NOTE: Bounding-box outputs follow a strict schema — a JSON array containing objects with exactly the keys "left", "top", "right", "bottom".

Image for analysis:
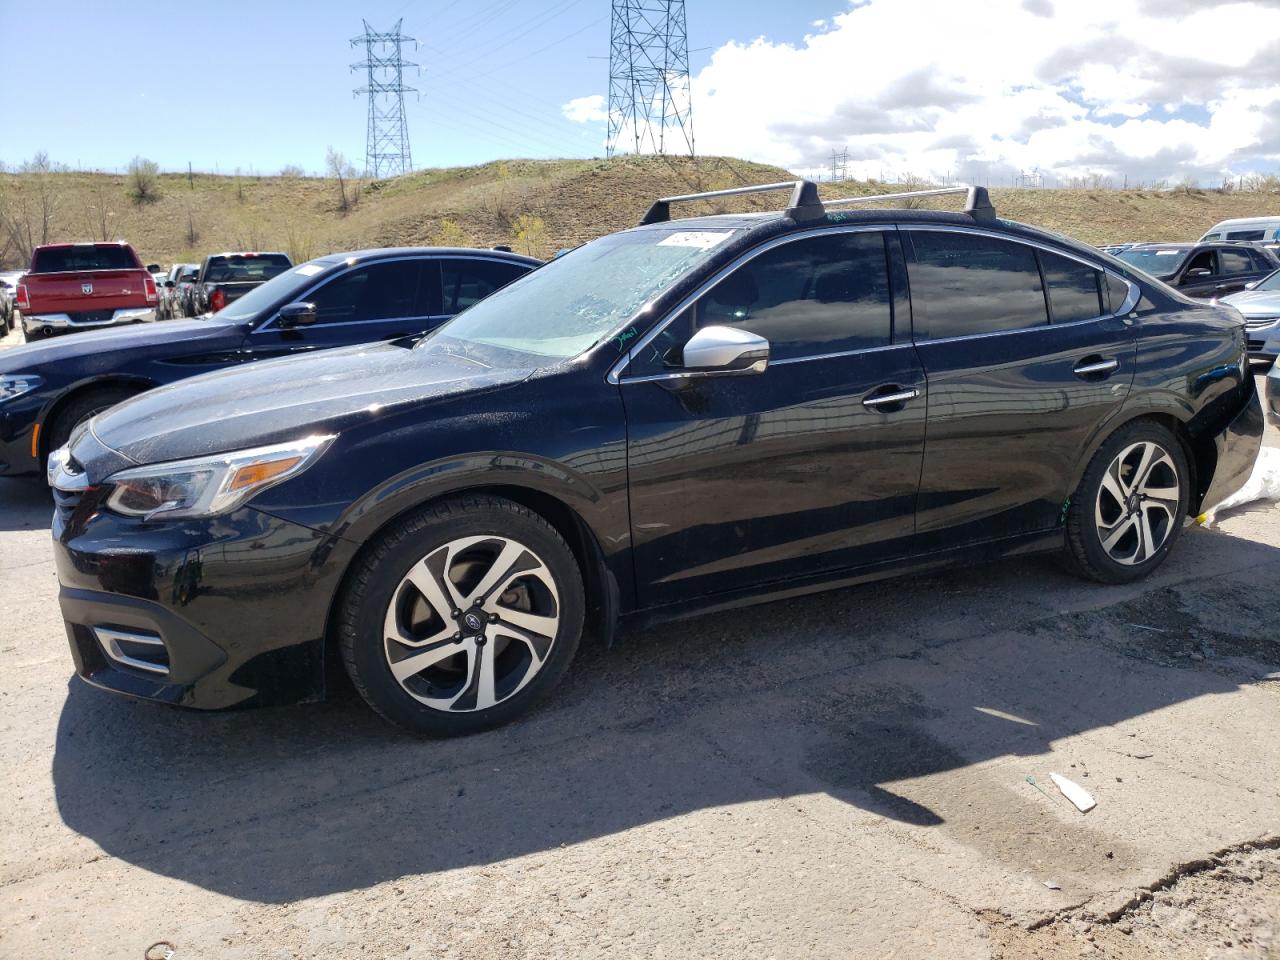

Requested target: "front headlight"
[
  {"left": 0, "top": 374, "right": 42, "bottom": 403},
  {"left": 103, "top": 434, "right": 335, "bottom": 520}
]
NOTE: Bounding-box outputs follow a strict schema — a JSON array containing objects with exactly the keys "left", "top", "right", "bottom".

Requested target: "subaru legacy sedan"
[{"left": 48, "top": 182, "right": 1262, "bottom": 736}]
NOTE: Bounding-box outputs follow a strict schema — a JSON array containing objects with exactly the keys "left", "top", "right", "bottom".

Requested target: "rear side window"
[
  {"left": 441, "top": 259, "right": 528, "bottom": 314},
  {"left": 906, "top": 232, "right": 1048, "bottom": 339},
  {"left": 1106, "top": 274, "right": 1132, "bottom": 312},
  {"left": 308, "top": 259, "right": 439, "bottom": 325},
  {"left": 204, "top": 254, "right": 293, "bottom": 283},
  {"left": 31, "top": 246, "right": 139, "bottom": 273},
  {"left": 1039, "top": 251, "right": 1103, "bottom": 323},
  {"left": 1219, "top": 249, "right": 1256, "bottom": 275},
  {"left": 1224, "top": 230, "right": 1265, "bottom": 241}
]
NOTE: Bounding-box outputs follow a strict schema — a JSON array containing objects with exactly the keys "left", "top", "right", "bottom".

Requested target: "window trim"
[
  {"left": 609, "top": 223, "right": 894, "bottom": 384},
  {"left": 252, "top": 254, "right": 522, "bottom": 334}
]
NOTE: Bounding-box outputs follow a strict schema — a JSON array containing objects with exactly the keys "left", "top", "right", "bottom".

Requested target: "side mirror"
[
  {"left": 680, "top": 325, "right": 769, "bottom": 374},
  {"left": 164, "top": 280, "right": 175, "bottom": 288},
  {"left": 1184, "top": 268, "right": 1212, "bottom": 280},
  {"left": 278, "top": 301, "right": 317, "bottom": 329},
  {"left": 1244, "top": 280, "right": 1258, "bottom": 290}
]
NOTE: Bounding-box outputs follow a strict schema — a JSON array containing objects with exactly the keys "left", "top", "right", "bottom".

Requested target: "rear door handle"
[
  {"left": 1073, "top": 356, "right": 1119, "bottom": 378},
  {"left": 862, "top": 386, "right": 920, "bottom": 410}
]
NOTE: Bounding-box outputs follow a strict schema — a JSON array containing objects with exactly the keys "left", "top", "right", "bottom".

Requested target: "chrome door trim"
[
  {"left": 862, "top": 388, "right": 920, "bottom": 408},
  {"left": 608, "top": 223, "right": 893, "bottom": 385},
  {"left": 1073, "top": 358, "right": 1120, "bottom": 375}
]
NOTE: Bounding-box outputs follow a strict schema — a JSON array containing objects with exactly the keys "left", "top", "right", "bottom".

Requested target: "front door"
[
  {"left": 903, "top": 229, "right": 1137, "bottom": 551},
  {"left": 620, "top": 228, "right": 926, "bottom": 608}
]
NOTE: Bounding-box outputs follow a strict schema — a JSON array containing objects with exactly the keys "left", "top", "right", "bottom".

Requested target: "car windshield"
[
  {"left": 1114, "top": 247, "right": 1190, "bottom": 277},
  {"left": 213, "top": 260, "right": 338, "bottom": 321},
  {"left": 1255, "top": 269, "right": 1280, "bottom": 292},
  {"left": 416, "top": 226, "right": 742, "bottom": 361}
]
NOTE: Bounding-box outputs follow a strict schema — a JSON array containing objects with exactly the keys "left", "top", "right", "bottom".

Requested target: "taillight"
[
  {"left": 15, "top": 283, "right": 29, "bottom": 311},
  {"left": 143, "top": 274, "right": 157, "bottom": 304},
  {"left": 210, "top": 288, "right": 225, "bottom": 312}
]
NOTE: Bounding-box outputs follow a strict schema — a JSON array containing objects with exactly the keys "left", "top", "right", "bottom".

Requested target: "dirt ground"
[{"left": 0, "top": 370, "right": 1277, "bottom": 959}]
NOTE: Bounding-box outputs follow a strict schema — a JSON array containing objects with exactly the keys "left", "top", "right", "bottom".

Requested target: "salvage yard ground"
[{"left": 0, "top": 351, "right": 1277, "bottom": 958}]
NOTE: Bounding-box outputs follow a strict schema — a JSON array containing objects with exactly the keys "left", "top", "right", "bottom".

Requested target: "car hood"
[
  {"left": 1220, "top": 288, "right": 1280, "bottom": 315},
  {"left": 84, "top": 340, "right": 532, "bottom": 472},
  {"left": 0, "top": 317, "right": 243, "bottom": 374}
]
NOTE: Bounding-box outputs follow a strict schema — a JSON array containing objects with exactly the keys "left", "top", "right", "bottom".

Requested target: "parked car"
[
  {"left": 1199, "top": 216, "right": 1280, "bottom": 244},
  {"left": 15, "top": 242, "right": 158, "bottom": 340},
  {"left": 158, "top": 263, "right": 199, "bottom": 320},
  {"left": 192, "top": 252, "right": 293, "bottom": 315},
  {"left": 1112, "top": 241, "right": 1280, "bottom": 299},
  {"left": 1221, "top": 267, "right": 1280, "bottom": 364},
  {"left": 0, "top": 271, "right": 24, "bottom": 332},
  {"left": 44, "top": 182, "right": 1262, "bottom": 735},
  {"left": 0, "top": 247, "right": 538, "bottom": 476},
  {"left": 1267, "top": 352, "right": 1280, "bottom": 425}
]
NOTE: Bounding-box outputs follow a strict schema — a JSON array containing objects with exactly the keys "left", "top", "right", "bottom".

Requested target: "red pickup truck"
[{"left": 15, "top": 242, "right": 158, "bottom": 340}]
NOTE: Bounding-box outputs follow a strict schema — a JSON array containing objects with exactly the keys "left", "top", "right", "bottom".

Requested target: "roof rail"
[
  {"left": 823, "top": 185, "right": 997, "bottom": 222},
  {"left": 640, "top": 180, "right": 823, "bottom": 226},
  {"left": 639, "top": 181, "right": 997, "bottom": 226}
]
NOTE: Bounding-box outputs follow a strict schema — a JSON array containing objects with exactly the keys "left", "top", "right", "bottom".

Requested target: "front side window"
[
  {"left": 308, "top": 260, "right": 437, "bottom": 325},
  {"left": 632, "top": 231, "right": 893, "bottom": 373},
  {"left": 906, "top": 232, "right": 1048, "bottom": 339},
  {"left": 441, "top": 259, "right": 529, "bottom": 314},
  {"left": 1182, "top": 249, "right": 1219, "bottom": 277},
  {"left": 1040, "top": 251, "right": 1103, "bottom": 323}
]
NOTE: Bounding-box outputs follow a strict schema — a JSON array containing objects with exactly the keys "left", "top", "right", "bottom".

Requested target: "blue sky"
[{"left": 0, "top": 0, "right": 838, "bottom": 174}]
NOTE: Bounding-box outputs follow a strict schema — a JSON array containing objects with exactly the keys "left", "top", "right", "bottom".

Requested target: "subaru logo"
[
  {"left": 81, "top": 283, "right": 93, "bottom": 295},
  {"left": 463, "top": 612, "right": 484, "bottom": 632}
]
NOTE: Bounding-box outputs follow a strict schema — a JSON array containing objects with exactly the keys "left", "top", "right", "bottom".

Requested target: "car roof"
[
  {"left": 312, "top": 246, "right": 543, "bottom": 267},
  {"left": 1204, "top": 216, "right": 1280, "bottom": 227}
]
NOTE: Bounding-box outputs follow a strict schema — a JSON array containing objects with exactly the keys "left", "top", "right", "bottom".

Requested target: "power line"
[
  {"left": 607, "top": 0, "right": 695, "bottom": 158},
  {"left": 351, "top": 19, "right": 419, "bottom": 178}
]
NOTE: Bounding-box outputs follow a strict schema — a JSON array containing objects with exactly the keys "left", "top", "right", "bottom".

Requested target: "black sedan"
[
  {"left": 48, "top": 182, "right": 1262, "bottom": 736},
  {"left": 1113, "top": 241, "right": 1279, "bottom": 299},
  {"left": 0, "top": 247, "right": 538, "bottom": 476}
]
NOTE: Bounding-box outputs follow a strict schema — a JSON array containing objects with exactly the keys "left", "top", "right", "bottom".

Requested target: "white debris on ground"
[{"left": 1201, "top": 446, "right": 1280, "bottom": 527}]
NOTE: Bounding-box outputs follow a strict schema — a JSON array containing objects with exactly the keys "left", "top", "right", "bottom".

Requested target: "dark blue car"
[{"left": 0, "top": 247, "right": 539, "bottom": 476}]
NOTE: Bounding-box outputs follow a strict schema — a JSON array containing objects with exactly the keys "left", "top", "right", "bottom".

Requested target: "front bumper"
[
  {"left": 23, "top": 307, "right": 157, "bottom": 334},
  {"left": 53, "top": 495, "right": 355, "bottom": 710},
  {"left": 1244, "top": 317, "right": 1280, "bottom": 361},
  {"left": 1198, "top": 378, "right": 1265, "bottom": 514}
]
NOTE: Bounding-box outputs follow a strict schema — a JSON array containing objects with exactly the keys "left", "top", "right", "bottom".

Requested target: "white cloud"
[
  {"left": 561, "top": 94, "right": 607, "bottom": 124},
  {"left": 564, "top": 0, "right": 1280, "bottom": 185}
]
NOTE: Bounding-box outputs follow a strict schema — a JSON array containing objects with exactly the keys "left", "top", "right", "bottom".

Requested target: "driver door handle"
[
  {"left": 862, "top": 386, "right": 920, "bottom": 410},
  {"left": 1073, "top": 356, "right": 1118, "bottom": 378}
]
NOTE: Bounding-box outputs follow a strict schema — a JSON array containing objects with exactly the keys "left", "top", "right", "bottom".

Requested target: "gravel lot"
[{"left": 0, "top": 329, "right": 1276, "bottom": 958}]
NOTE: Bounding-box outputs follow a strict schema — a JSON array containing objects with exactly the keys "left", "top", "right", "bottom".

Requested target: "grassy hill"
[{"left": 2, "top": 154, "right": 1278, "bottom": 269}]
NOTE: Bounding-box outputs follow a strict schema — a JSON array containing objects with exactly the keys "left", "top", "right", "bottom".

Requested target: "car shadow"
[
  {"left": 48, "top": 525, "right": 1280, "bottom": 904},
  {"left": 0, "top": 477, "right": 50, "bottom": 532}
]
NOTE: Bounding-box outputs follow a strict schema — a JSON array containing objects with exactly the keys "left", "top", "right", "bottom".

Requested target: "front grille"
[
  {"left": 95, "top": 627, "right": 170, "bottom": 676},
  {"left": 52, "top": 486, "right": 83, "bottom": 522},
  {"left": 1244, "top": 316, "right": 1279, "bottom": 330}
]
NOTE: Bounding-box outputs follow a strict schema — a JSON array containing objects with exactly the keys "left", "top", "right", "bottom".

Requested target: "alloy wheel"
[
  {"left": 1094, "top": 440, "right": 1181, "bottom": 566},
  {"left": 382, "top": 535, "right": 561, "bottom": 712}
]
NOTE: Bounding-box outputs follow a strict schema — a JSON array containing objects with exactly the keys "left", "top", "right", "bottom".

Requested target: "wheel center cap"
[
  {"left": 1127, "top": 493, "right": 1140, "bottom": 513},
  {"left": 460, "top": 611, "right": 485, "bottom": 635}
]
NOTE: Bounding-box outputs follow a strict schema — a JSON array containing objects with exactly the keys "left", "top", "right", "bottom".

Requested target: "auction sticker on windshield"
[
  {"left": 658, "top": 231, "right": 734, "bottom": 249},
  {"left": 295, "top": 264, "right": 326, "bottom": 276}
]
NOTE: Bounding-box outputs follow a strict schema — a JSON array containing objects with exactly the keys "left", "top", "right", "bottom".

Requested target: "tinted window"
[
  {"left": 633, "top": 231, "right": 892, "bottom": 372},
  {"left": 1040, "top": 251, "right": 1103, "bottom": 323},
  {"left": 1219, "top": 249, "right": 1256, "bottom": 276},
  {"left": 1225, "top": 229, "right": 1265, "bottom": 241},
  {"left": 1182, "top": 250, "right": 1218, "bottom": 276},
  {"left": 441, "top": 259, "right": 528, "bottom": 313},
  {"left": 1106, "top": 274, "right": 1132, "bottom": 312},
  {"left": 31, "top": 246, "right": 139, "bottom": 272},
  {"left": 308, "top": 260, "right": 437, "bottom": 325},
  {"left": 1115, "top": 247, "right": 1190, "bottom": 277},
  {"left": 906, "top": 232, "right": 1047, "bottom": 339},
  {"left": 204, "top": 254, "right": 292, "bottom": 283}
]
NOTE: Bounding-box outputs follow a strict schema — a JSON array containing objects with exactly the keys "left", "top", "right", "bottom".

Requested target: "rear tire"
[
  {"left": 45, "top": 387, "right": 140, "bottom": 456},
  {"left": 338, "top": 495, "right": 585, "bottom": 736},
  {"left": 1063, "top": 420, "right": 1190, "bottom": 584}
]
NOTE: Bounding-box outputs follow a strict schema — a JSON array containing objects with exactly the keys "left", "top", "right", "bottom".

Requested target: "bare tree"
[
  {"left": 326, "top": 147, "right": 358, "bottom": 212},
  {"left": 0, "top": 152, "right": 63, "bottom": 264},
  {"left": 82, "top": 176, "right": 115, "bottom": 241},
  {"left": 127, "top": 156, "right": 160, "bottom": 204}
]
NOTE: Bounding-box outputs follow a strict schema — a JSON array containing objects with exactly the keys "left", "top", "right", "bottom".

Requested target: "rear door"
[
  {"left": 244, "top": 257, "right": 445, "bottom": 360},
  {"left": 1212, "top": 247, "right": 1269, "bottom": 298},
  {"left": 904, "top": 228, "right": 1137, "bottom": 551},
  {"left": 621, "top": 227, "right": 926, "bottom": 606}
]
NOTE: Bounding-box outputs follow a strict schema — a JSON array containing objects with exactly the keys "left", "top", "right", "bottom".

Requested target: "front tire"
[
  {"left": 45, "top": 387, "right": 139, "bottom": 456},
  {"left": 338, "top": 496, "right": 585, "bottom": 736},
  {"left": 1063, "top": 420, "right": 1190, "bottom": 584}
]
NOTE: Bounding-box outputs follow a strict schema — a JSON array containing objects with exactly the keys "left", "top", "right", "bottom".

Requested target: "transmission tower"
[
  {"left": 607, "top": 1, "right": 695, "bottom": 158},
  {"left": 350, "top": 20, "right": 418, "bottom": 178},
  {"left": 829, "top": 148, "right": 849, "bottom": 183}
]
